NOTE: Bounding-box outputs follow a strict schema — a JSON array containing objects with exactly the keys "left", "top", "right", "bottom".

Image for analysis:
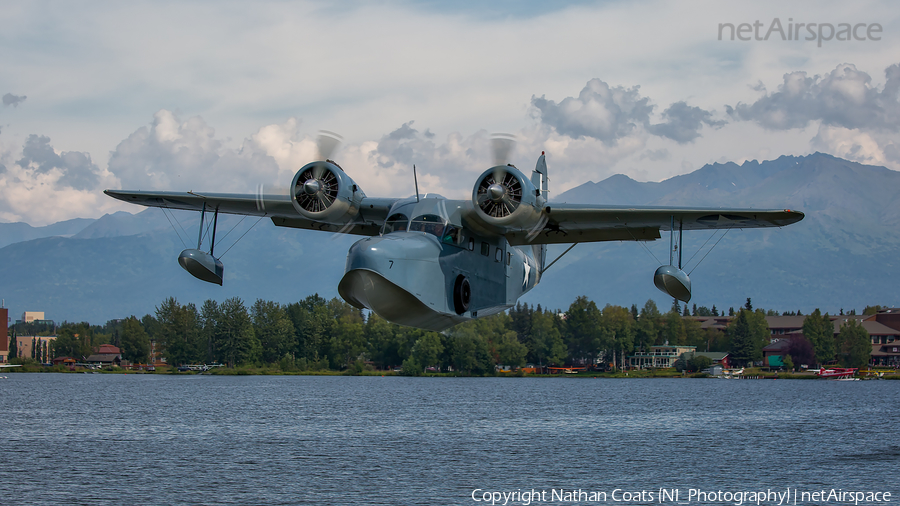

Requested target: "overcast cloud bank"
[{"left": 1, "top": 61, "right": 899, "bottom": 226}]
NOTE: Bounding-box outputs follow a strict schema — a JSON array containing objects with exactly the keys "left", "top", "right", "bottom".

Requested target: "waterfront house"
[
  {"left": 628, "top": 344, "right": 696, "bottom": 369},
  {"left": 86, "top": 344, "right": 123, "bottom": 368}
]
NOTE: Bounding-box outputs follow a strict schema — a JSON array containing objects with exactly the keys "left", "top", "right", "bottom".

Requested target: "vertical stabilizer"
[
  {"left": 532, "top": 152, "right": 549, "bottom": 271},
  {"left": 532, "top": 152, "right": 548, "bottom": 197}
]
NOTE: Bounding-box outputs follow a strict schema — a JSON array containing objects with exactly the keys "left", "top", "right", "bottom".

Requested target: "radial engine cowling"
[
  {"left": 290, "top": 161, "right": 364, "bottom": 221},
  {"left": 471, "top": 165, "right": 544, "bottom": 231}
]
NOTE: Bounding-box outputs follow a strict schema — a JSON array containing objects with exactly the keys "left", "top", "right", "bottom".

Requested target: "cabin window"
[
  {"left": 495, "top": 248, "right": 502, "bottom": 262},
  {"left": 467, "top": 237, "right": 475, "bottom": 251},
  {"left": 481, "top": 242, "right": 490, "bottom": 256},
  {"left": 442, "top": 225, "right": 460, "bottom": 245},
  {"left": 383, "top": 213, "right": 409, "bottom": 234},
  {"left": 409, "top": 214, "right": 445, "bottom": 237}
]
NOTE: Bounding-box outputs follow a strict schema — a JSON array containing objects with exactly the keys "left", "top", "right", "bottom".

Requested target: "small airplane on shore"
[
  {"left": 106, "top": 133, "right": 804, "bottom": 331},
  {"left": 817, "top": 367, "right": 857, "bottom": 379}
]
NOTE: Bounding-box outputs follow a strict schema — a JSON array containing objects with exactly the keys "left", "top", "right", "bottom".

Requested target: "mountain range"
[{"left": 1, "top": 152, "right": 897, "bottom": 324}]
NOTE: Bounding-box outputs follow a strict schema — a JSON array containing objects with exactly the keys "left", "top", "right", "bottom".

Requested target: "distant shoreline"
[{"left": 5, "top": 366, "right": 899, "bottom": 380}]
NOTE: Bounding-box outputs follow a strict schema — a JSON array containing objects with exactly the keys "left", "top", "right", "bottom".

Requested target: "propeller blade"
[
  {"left": 490, "top": 133, "right": 516, "bottom": 166},
  {"left": 492, "top": 164, "right": 507, "bottom": 187},
  {"left": 256, "top": 183, "right": 290, "bottom": 212},
  {"left": 312, "top": 162, "right": 327, "bottom": 180},
  {"left": 316, "top": 130, "right": 343, "bottom": 161}
]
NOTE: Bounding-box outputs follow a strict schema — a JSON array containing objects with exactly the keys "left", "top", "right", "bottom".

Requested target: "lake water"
[{"left": 0, "top": 374, "right": 897, "bottom": 505}]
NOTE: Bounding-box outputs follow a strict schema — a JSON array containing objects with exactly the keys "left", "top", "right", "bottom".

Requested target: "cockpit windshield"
[
  {"left": 382, "top": 213, "right": 409, "bottom": 234},
  {"left": 409, "top": 214, "right": 445, "bottom": 238}
]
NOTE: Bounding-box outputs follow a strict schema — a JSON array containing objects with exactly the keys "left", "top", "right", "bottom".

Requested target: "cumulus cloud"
[
  {"left": 727, "top": 63, "right": 900, "bottom": 131},
  {"left": 0, "top": 135, "right": 119, "bottom": 225},
  {"left": 2, "top": 93, "right": 26, "bottom": 107},
  {"left": 726, "top": 63, "right": 900, "bottom": 170},
  {"left": 531, "top": 79, "right": 722, "bottom": 146},
  {"left": 810, "top": 125, "right": 899, "bottom": 168},
  {"left": 647, "top": 101, "right": 726, "bottom": 143},
  {"left": 16, "top": 135, "right": 100, "bottom": 190},
  {"left": 531, "top": 79, "right": 652, "bottom": 144},
  {"left": 107, "top": 110, "right": 282, "bottom": 192}
]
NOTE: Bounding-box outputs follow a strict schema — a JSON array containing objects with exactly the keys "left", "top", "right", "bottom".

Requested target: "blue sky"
[{"left": 1, "top": 0, "right": 898, "bottom": 224}]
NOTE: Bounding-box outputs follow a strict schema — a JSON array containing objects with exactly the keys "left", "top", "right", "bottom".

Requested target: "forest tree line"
[{"left": 14, "top": 295, "right": 878, "bottom": 373}]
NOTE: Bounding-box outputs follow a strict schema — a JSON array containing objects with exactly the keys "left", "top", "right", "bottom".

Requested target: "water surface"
[{"left": 1, "top": 374, "right": 896, "bottom": 505}]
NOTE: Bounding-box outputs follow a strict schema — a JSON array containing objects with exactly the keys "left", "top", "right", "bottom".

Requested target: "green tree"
[
  {"left": 156, "top": 298, "right": 202, "bottom": 366},
  {"left": 601, "top": 304, "right": 635, "bottom": 369},
  {"left": 564, "top": 296, "right": 603, "bottom": 364},
  {"left": 199, "top": 299, "right": 220, "bottom": 364},
  {"left": 728, "top": 309, "right": 767, "bottom": 366},
  {"left": 862, "top": 305, "right": 883, "bottom": 315},
  {"left": 411, "top": 332, "right": 444, "bottom": 370},
  {"left": 252, "top": 299, "right": 295, "bottom": 364},
  {"left": 530, "top": 310, "right": 566, "bottom": 366},
  {"left": 287, "top": 294, "right": 333, "bottom": 361},
  {"left": 53, "top": 322, "right": 93, "bottom": 359},
  {"left": 782, "top": 353, "right": 794, "bottom": 371},
  {"left": 120, "top": 316, "right": 150, "bottom": 363},
  {"left": 661, "top": 310, "right": 686, "bottom": 346},
  {"left": 8, "top": 328, "right": 17, "bottom": 360},
  {"left": 216, "top": 297, "right": 258, "bottom": 367},
  {"left": 329, "top": 305, "right": 365, "bottom": 369},
  {"left": 695, "top": 306, "right": 712, "bottom": 316},
  {"left": 635, "top": 299, "right": 661, "bottom": 353},
  {"left": 835, "top": 319, "right": 871, "bottom": 368},
  {"left": 495, "top": 331, "right": 527, "bottom": 368},
  {"left": 689, "top": 354, "right": 712, "bottom": 372},
  {"left": 802, "top": 309, "right": 834, "bottom": 366},
  {"left": 364, "top": 314, "right": 400, "bottom": 370},
  {"left": 677, "top": 353, "right": 713, "bottom": 372},
  {"left": 447, "top": 324, "right": 494, "bottom": 375}
]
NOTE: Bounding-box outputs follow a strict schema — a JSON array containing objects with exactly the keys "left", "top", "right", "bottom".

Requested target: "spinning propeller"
[
  {"left": 256, "top": 130, "right": 344, "bottom": 213},
  {"left": 476, "top": 134, "right": 523, "bottom": 218},
  {"left": 293, "top": 131, "right": 344, "bottom": 213}
]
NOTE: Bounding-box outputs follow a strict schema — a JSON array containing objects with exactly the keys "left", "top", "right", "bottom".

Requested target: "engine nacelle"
[
  {"left": 290, "top": 161, "right": 365, "bottom": 221},
  {"left": 470, "top": 165, "right": 545, "bottom": 231}
]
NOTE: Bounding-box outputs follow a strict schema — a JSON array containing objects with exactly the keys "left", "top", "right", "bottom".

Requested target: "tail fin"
[
  {"left": 531, "top": 151, "right": 548, "bottom": 198},
  {"left": 531, "top": 152, "right": 549, "bottom": 271}
]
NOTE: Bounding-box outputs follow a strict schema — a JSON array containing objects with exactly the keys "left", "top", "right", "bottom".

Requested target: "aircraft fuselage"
[{"left": 337, "top": 196, "right": 540, "bottom": 331}]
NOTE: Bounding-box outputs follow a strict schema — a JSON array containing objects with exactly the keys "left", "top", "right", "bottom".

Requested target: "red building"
[{"left": 0, "top": 307, "right": 7, "bottom": 363}]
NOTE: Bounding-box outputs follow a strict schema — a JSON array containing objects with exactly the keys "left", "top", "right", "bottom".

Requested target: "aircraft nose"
[
  {"left": 344, "top": 232, "right": 441, "bottom": 273},
  {"left": 340, "top": 232, "right": 460, "bottom": 331}
]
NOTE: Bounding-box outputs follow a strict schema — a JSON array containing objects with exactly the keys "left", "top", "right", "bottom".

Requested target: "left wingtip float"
[
  {"left": 178, "top": 249, "right": 224, "bottom": 286},
  {"left": 653, "top": 265, "right": 691, "bottom": 303}
]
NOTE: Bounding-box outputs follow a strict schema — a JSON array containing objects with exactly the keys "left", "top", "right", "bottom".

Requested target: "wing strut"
[
  {"left": 539, "top": 243, "right": 578, "bottom": 275},
  {"left": 177, "top": 202, "right": 224, "bottom": 286},
  {"left": 413, "top": 165, "right": 420, "bottom": 202},
  {"left": 210, "top": 207, "right": 219, "bottom": 256}
]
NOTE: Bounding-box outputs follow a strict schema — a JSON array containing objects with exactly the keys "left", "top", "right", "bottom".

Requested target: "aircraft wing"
[
  {"left": 104, "top": 190, "right": 398, "bottom": 236},
  {"left": 505, "top": 204, "right": 804, "bottom": 245}
]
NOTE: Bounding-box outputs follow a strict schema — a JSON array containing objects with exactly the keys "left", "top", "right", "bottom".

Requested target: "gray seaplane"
[{"left": 105, "top": 135, "right": 804, "bottom": 331}]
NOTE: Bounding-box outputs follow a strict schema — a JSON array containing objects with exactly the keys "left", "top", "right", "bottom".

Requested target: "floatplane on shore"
[{"left": 816, "top": 367, "right": 858, "bottom": 380}]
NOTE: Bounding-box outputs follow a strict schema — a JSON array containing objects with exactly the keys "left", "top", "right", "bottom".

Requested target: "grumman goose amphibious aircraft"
[{"left": 106, "top": 134, "right": 803, "bottom": 331}]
